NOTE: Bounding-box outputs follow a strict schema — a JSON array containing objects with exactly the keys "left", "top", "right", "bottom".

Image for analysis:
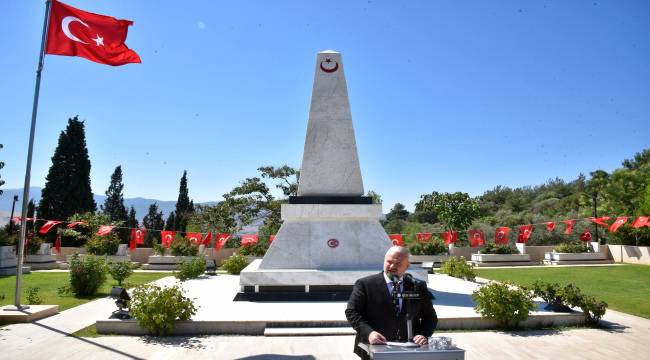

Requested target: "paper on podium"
[{"left": 385, "top": 341, "right": 420, "bottom": 348}]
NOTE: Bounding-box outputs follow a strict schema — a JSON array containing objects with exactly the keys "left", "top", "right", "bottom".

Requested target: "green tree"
[
  {"left": 174, "top": 171, "right": 194, "bottom": 232},
  {"left": 386, "top": 203, "right": 410, "bottom": 222},
  {"left": 416, "top": 191, "right": 479, "bottom": 232},
  {"left": 258, "top": 165, "right": 299, "bottom": 197},
  {"left": 622, "top": 148, "right": 650, "bottom": 170},
  {"left": 366, "top": 190, "right": 382, "bottom": 204},
  {"left": 39, "top": 117, "right": 96, "bottom": 220},
  {"left": 143, "top": 203, "right": 164, "bottom": 247},
  {"left": 165, "top": 211, "right": 176, "bottom": 231},
  {"left": 101, "top": 166, "right": 128, "bottom": 223},
  {"left": 127, "top": 206, "right": 139, "bottom": 229}
]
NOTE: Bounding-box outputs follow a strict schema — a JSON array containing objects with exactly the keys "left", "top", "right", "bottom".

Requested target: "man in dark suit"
[{"left": 345, "top": 246, "right": 437, "bottom": 359}]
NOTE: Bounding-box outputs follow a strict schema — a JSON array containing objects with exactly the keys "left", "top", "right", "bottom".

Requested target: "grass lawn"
[
  {"left": 475, "top": 264, "right": 650, "bottom": 319},
  {"left": 0, "top": 272, "right": 172, "bottom": 311}
]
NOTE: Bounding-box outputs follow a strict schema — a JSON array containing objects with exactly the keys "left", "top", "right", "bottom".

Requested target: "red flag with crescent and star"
[
  {"left": 202, "top": 232, "right": 212, "bottom": 246},
  {"left": 185, "top": 232, "right": 203, "bottom": 245},
  {"left": 135, "top": 228, "right": 146, "bottom": 244},
  {"left": 546, "top": 222, "right": 556, "bottom": 232},
  {"left": 67, "top": 221, "right": 86, "bottom": 228},
  {"left": 46, "top": 0, "right": 141, "bottom": 66},
  {"left": 632, "top": 216, "right": 649, "bottom": 228},
  {"left": 161, "top": 231, "right": 174, "bottom": 248},
  {"left": 589, "top": 217, "right": 611, "bottom": 228},
  {"left": 241, "top": 235, "right": 258, "bottom": 247},
  {"left": 517, "top": 225, "right": 533, "bottom": 243},
  {"left": 39, "top": 220, "right": 62, "bottom": 234},
  {"left": 580, "top": 230, "right": 593, "bottom": 242},
  {"left": 441, "top": 231, "right": 458, "bottom": 245},
  {"left": 609, "top": 217, "right": 628, "bottom": 232},
  {"left": 468, "top": 229, "right": 485, "bottom": 247},
  {"left": 214, "top": 233, "right": 231, "bottom": 251},
  {"left": 416, "top": 233, "right": 432, "bottom": 244},
  {"left": 494, "top": 227, "right": 510, "bottom": 244},
  {"left": 563, "top": 220, "right": 576, "bottom": 235},
  {"left": 388, "top": 234, "right": 404, "bottom": 246},
  {"left": 96, "top": 225, "right": 115, "bottom": 236}
]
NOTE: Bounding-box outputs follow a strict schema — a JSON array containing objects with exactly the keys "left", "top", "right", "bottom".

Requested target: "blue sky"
[{"left": 1, "top": 0, "right": 649, "bottom": 212}]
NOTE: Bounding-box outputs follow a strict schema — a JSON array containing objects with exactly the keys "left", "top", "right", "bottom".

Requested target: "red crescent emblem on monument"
[
  {"left": 327, "top": 238, "right": 339, "bottom": 248},
  {"left": 320, "top": 58, "right": 339, "bottom": 73}
]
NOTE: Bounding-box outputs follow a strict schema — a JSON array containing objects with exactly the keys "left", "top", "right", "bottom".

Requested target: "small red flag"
[
  {"left": 580, "top": 230, "right": 593, "bottom": 242},
  {"left": 96, "top": 225, "right": 115, "bottom": 236},
  {"left": 161, "top": 231, "right": 175, "bottom": 248},
  {"left": 55, "top": 234, "right": 62, "bottom": 253},
  {"left": 589, "top": 217, "right": 611, "bottom": 227},
  {"left": 609, "top": 217, "right": 628, "bottom": 232},
  {"left": 563, "top": 220, "right": 576, "bottom": 235},
  {"left": 12, "top": 217, "right": 35, "bottom": 223},
  {"left": 441, "top": 231, "right": 458, "bottom": 245},
  {"left": 214, "top": 233, "right": 231, "bottom": 251},
  {"left": 134, "top": 228, "right": 146, "bottom": 244},
  {"left": 416, "top": 233, "right": 432, "bottom": 244},
  {"left": 186, "top": 232, "right": 203, "bottom": 245},
  {"left": 202, "top": 232, "right": 213, "bottom": 246},
  {"left": 546, "top": 222, "right": 556, "bottom": 232},
  {"left": 632, "top": 216, "right": 649, "bottom": 228},
  {"left": 66, "top": 221, "right": 86, "bottom": 228},
  {"left": 468, "top": 229, "right": 485, "bottom": 247},
  {"left": 268, "top": 235, "right": 276, "bottom": 244},
  {"left": 388, "top": 234, "right": 404, "bottom": 246},
  {"left": 129, "top": 236, "right": 136, "bottom": 252},
  {"left": 39, "top": 220, "right": 62, "bottom": 234},
  {"left": 46, "top": 0, "right": 141, "bottom": 66},
  {"left": 241, "top": 235, "right": 259, "bottom": 247},
  {"left": 494, "top": 227, "right": 510, "bottom": 244},
  {"left": 517, "top": 225, "right": 533, "bottom": 243}
]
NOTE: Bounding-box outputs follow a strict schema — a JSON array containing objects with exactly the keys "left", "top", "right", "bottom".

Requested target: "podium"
[{"left": 359, "top": 343, "right": 465, "bottom": 360}]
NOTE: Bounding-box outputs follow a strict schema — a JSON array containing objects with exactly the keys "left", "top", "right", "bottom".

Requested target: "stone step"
[{"left": 264, "top": 327, "right": 355, "bottom": 336}]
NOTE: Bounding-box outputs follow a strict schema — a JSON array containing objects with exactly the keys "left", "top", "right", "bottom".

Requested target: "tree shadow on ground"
[
  {"left": 235, "top": 355, "right": 316, "bottom": 360},
  {"left": 140, "top": 335, "right": 207, "bottom": 350},
  {"left": 431, "top": 291, "right": 474, "bottom": 308},
  {"left": 596, "top": 320, "right": 628, "bottom": 333}
]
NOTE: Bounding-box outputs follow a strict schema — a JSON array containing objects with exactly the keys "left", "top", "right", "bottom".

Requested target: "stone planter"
[
  {"left": 545, "top": 252, "right": 607, "bottom": 261},
  {"left": 66, "top": 254, "right": 131, "bottom": 263},
  {"left": 410, "top": 254, "right": 450, "bottom": 264},
  {"left": 143, "top": 255, "right": 207, "bottom": 270},
  {"left": 25, "top": 254, "right": 59, "bottom": 270},
  {"left": 471, "top": 253, "right": 534, "bottom": 267},
  {"left": 0, "top": 245, "right": 31, "bottom": 275}
]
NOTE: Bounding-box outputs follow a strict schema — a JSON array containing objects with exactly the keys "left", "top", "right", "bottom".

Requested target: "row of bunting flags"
[{"left": 11, "top": 215, "right": 650, "bottom": 253}]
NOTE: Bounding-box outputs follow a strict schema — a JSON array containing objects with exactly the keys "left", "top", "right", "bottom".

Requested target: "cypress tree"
[
  {"left": 165, "top": 211, "right": 176, "bottom": 231},
  {"left": 39, "top": 117, "right": 96, "bottom": 220},
  {"left": 101, "top": 166, "right": 128, "bottom": 223},
  {"left": 127, "top": 206, "right": 139, "bottom": 229},
  {"left": 142, "top": 203, "right": 164, "bottom": 247},
  {"left": 174, "top": 171, "right": 194, "bottom": 232}
]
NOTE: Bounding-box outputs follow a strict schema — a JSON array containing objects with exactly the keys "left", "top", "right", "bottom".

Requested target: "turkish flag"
[
  {"left": 268, "top": 235, "right": 276, "bottom": 244},
  {"left": 608, "top": 217, "right": 628, "bottom": 232},
  {"left": 580, "top": 230, "right": 593, "bottom": 242},
  {"left": 416, "top": 233, "right": 432, "bottom": 244},
  {"left": 388, "top": 234, "right": 404, "bottom": 246},
  {"left": 186, "top": 232, "right": 203, "bottom": 245},
  {"left": 55, "top": 234, "right": 61, "bottom": 253},
  {"left": 214, "top": 233, "right": 231, "bottom": 251},
  {"left": 494, "top": 227, "right": 510, "bottom": 244},
  {"left": 129, "top": 236, "right": 136, "bottom": 252},
  {"left": 202, "top": 232, "right": 213, "bottom": 246},
  {"left": 241, "top": 235, "right": 259, "bottom": 247},
  {"left": 441, "top": 231, "right": 458, "bottom": 245},
  {"left": 39, "top": 220, "right": 62, "bottom": 234},
  {"left": 134, "top": 228, "right": 146, "bottom": 244},
  {"left": 96, "top": 225, "right": 115, "bottom": 236},
  {"left": 468, "top": 230, "right": 485, "bottom": 247},
  {"left": 161, "top": 231, "right": 175, "bottom": 248},
  {"left": 563, "top": 220, "right": 576, "bottom": 235},
  {"left": 632, "top": 216, "right": 649, "bottom": 228},
  {"left": 546, "top": 222, "right": 556, "bottom": 232},
  {"left": 46, "top": 0, "right": 141, "bottom": 66},
  {"left": 517, "top": 225, "right": 533, "bottom": 243},
  {"left": 589, "top": 217, "right": 611, "bottom": 227},
  {"left": 67, "top": 221, "right": 86, "bottom": 228},
  {"left": 12, "top": 217, "right": 35, "bottom": 223}
]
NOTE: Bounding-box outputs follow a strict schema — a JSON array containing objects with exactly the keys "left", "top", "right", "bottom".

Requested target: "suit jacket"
[{"left": 345, "top": 272, "right": 438, "bottom": 359}]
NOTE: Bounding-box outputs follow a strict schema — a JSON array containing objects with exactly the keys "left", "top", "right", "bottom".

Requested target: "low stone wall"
[
  {"left": 607, "top": 245, "right": 650, "bottom": 265},
  {"left": 54, "top": 247, "right": 237, "bottom": 266}
]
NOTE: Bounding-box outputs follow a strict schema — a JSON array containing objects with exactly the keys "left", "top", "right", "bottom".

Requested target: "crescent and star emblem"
[
  {"left": 327, "top": 238, "right": 339, "bottom": 248},
  {"left": 320, "top": 58, "right": 339, "bottom": 73},
  {"left": 62, "top": 16, "right": 104, "bottom": 46}
]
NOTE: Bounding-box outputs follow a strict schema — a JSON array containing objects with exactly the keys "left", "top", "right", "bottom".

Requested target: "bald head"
[{"left": 384, "top": 246, "right": 410, "bottom": 277}]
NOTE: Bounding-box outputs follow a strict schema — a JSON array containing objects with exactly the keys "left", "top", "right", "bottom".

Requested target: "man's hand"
[
  {"left": 413, "top": 335, "right": 428, "bottom": 346},
  {"left": 368, "top": 331, "right": 387, "bottom": 344}
]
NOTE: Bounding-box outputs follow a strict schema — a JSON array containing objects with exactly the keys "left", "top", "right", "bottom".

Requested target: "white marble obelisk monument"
[{"left": 239, "top": 51, "right": 426, "bottom": 296}]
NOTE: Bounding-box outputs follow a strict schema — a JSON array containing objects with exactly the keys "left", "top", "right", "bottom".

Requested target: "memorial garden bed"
[{"left": 475, "top": 264, "right": 650, "bottom": 319}]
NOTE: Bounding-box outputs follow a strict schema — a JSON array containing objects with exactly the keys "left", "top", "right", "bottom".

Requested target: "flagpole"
[{"left": 10, "top": 0, "right": 52, "bottom": 311}]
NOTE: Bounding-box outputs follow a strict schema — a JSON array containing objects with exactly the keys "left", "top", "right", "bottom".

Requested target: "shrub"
[
  {"left": 221, "top": 254, "right": 248, "bottom": 275},
  {"left": 526, "top": 280, "right": 571, "bottom": 312},
  {"left": 129, "top": 284, "right": 196, "bottom": 336},
  {"left": 554, "top": 242, "right": 591, "bottom": 253},
  {"left": 108, "top": 261, "right": 134, "bottom": 286},
  {"left": 473, "top": 281, "right": 535, "bottom": 328},
  {"left": 152, "top": 243, "right": 166, "bottom": 256},
  {"left": 224, "top": 236, "right": 241, "bottom": 249},
  {"left": 170, "top": 236, "right": 199, "bottom": 256},
  {"left": 237, "top": 242, "right": 268, "bottom": 256},
  {"left": 68, "top": 254, "right": 107, "bottom": 296},
  {"left": 175, "top": 257, "right": 207, "bottom": 281},
  {"left": 85, "top": 233, "right": 120, "bottom": 255},
  {"left": 26, "top": 236, "right": 44, "bottom": 255},
  {"left": 439, "top": 256, "right": 476, "bottom": 281},
  {"left": 27, "top": 287, "right": 43, "bottom": 305},
  {"left": 0, "top": 230, "right": 14, "bottom": 246},
  {"left": 479, "top": 243, "right": 519, "bottom": 255},
  {"left": 560, "top": 283, "right": 607, "bottom": 325},
  {"left": 410, "top": 241, "right": 448, "bottom": 255}
]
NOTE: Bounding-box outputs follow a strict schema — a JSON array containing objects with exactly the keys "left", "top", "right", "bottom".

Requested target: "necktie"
[{"left": 391, "top": 281, "right": 401, "bottom": 315}]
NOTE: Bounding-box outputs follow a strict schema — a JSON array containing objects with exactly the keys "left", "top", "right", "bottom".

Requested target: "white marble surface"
[
  {"left": 471, "top": 254, "right": 532, "bottom": 262},
  {"left": 298, "top": 50, "right": 364, "bottom": 196},
  {"left": 281, "top": 203, "right": 382, "bottom": 219}
]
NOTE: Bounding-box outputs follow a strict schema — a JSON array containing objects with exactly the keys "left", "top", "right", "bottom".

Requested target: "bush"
[
  {"left": 237, "top": 242, "right": 268, "bottom": 256},
  {"left": 26, "top": 236, "right": 44, "bottom": 255},
  {"left": 526, "top": 280, "right": 571, "bottom": 312},
  {"left": 85, "top": 234, "right": 120, "bottom": 255},
  {"left": 175, "top": 257, "right": 207, "bottom": 281},
  {"left": 473, "top": 281, "right": 535, "bottom": 328},
  {"left": 129, "top": 284, "right": 196, "bottom": 336},
  {"left": 170, "top": 236, "right": 199, "bottom": 256},
  {"left": 221, "top": 254, "right": 248, "bottom": 275},
  {"left": 0, "top": 230, "right": 14, "bottom": 246},
  {"left": 439, "top": 256, "right": 476, "bottom": 281},
  {"left": 410, "top": 240, "right": 448, "bottom": 255},
  {"left": 27, "top": 287, "right": 43, "bottom": 305},
  {"left": 108, "top": 261, "right": 133, "bottom": 286},
  {"left": 479, "top": 243, "right": 519, "bottom": 254},
  {"left": 554, "top": 242, "right": 591, "bottom": 253},
  {"left": 152, "top": 243, "right": 166, "bottom": 256},
  {"left": 560, "top": 283, "right": 608, "bottom": 325},
  {"left": 68, "top": 254, "right": 107, "bottom": 296}
]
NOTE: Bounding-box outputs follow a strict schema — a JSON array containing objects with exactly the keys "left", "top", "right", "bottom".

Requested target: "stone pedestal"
[
  {"left": 0, "top": 246, "right": 31, "bottom": 275},
  {"left": 25, "top": 243, "right": 59, "bottom": 270}
]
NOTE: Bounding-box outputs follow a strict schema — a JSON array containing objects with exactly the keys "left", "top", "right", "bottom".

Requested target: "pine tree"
[
  {"left": 101, "top": 166, "right": 128, "bottom": 223},
  {"left": 165, "top": 211, "right": 176, "bottom": 231},
  {"left": 39, "top": 117, "right": 96, "bottom": 220},
  {"left": 142, "top": 203, "right": 164, "bottom": 247},
  {"left": 174, "top": 171, "right": 194, "bottom": 232},
  {"left": 127, "top": 206, "right": 139, "bottom": 229}
]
